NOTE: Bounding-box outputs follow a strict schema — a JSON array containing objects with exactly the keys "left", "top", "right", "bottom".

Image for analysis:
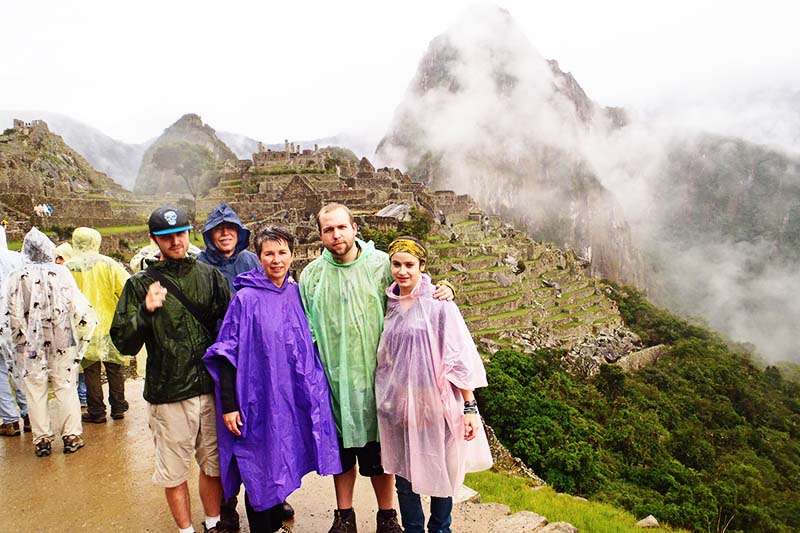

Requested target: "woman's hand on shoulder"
[
  {"left": 433, "top": 282, "right": 455, "bottom": 301},
  {"left": 223, "top": 411, "right": 243, "bottom": 436}
]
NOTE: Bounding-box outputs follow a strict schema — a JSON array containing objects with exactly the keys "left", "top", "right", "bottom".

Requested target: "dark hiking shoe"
[
  {"left": 63, "top": 434, "right": 85, "bottom": 453},
  {"left": 376, "top": 509, "right": 403, "bottom": 533},
  {"left": 203, "top": 522, "right": 233, "bottom": 533},
  {"left": 0, "top": 421, "right": 20, "bottom": 436},
  {"left": 110, "top": 412, "right": 125, "bottom": 420},
  {"left": 280, "top": 501, "right": 295, "bottom": 521},
  {"left": 328, "top": 509, "right": 357, "bottom": 533},
  {"left": 35, "top": 438, "right": 52, "bottom": 457},
  {"left": 219, "top": 495, "right": 240, "bottom": 530},
  {"left": 22, "top": 414, "right": 31, "bottom": 431},
  {"left": 82, "top": 412, "right": 107, "bottom": 424}
]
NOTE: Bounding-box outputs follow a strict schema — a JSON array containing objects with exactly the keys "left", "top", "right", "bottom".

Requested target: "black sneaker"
[
  {"left": 376, "top": 509, "right": 403, "bottom": 533},
  {"left": 82, "top": 412, "right": 107, "bottom": 424},
  {"left": 203, "top": 521, "right": 231, "bottom": 533},
  {"left": 328, "top": 509, "right": 357, "bottom": 533},
  {"left": 35, "top": 438, "right": 52, "bottom": 457},
  {"left": 220, "top": 495, "right": 240, "bottom": 530},
  {"left": 280, "top": 501, "right": 295, "bottom": 521}
]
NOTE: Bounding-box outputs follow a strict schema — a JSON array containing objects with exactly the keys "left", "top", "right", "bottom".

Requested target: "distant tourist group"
[{"left": 1, "top": 200, "right": 492, "bottom": 533}]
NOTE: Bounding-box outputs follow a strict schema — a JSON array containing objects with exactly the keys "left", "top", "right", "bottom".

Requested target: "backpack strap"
[{"left": 144, "top": 267, "right": 213, "bottom": 336}]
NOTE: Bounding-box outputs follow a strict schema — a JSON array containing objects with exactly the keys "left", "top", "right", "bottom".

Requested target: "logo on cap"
[{"left": 164, "top": 211, "right": 178, "bottom": 226}]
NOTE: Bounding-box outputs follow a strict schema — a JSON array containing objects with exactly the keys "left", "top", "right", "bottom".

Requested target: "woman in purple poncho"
[
  {"left": 204, "top": 227, "right": 342, "bottom": 532},
  {"left": 375, "top": 236, "right": 493, "bottom": 533}
]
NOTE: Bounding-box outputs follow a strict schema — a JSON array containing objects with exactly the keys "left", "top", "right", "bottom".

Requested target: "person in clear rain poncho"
[
  {"left": 4, "top": 228, "right": 97, "bottom": 457},
  {"left": 65, "top": 227, "right": 130, "bottom": 423},
  {"left": 0, "top": 225, "right": 29, "bottom": 437},
  {"left": 375, "top": 236, "right": 492, "bottom": 533},
  {"left": 54, "top": 242, "right": 74, "bottom": 265}
]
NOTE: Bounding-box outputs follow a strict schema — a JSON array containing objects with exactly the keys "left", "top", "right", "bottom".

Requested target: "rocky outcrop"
[
  {"left": 134, "top": 113, "right": 236, "bottom": 195},
  {"left": 376, "top": 6, "right": 645, "bottom": 287}
]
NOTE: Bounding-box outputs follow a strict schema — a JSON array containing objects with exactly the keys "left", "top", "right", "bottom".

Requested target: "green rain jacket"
[
  {"left": 66, "top": 227, "right": 131, "bottom": 367},
  {"left": 299, "top": 239, "right": 392, "bottom": 448},
  {"left": 110, "top": 257, "right": 231, "bottom": 404}
]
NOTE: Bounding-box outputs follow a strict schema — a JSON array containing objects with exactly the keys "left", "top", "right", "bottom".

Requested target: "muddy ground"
[{"left": 0, "top": 379, "right": 506, "bottom": 532}]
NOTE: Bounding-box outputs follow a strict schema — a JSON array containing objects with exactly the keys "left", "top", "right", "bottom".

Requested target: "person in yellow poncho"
[{"left": 65, "top": 227, "right": 131, "bottom": 423}]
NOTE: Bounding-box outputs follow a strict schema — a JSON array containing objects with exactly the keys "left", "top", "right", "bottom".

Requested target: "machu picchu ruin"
[{"left": 0, "top": 115, "right": 644, "bottom": 372}]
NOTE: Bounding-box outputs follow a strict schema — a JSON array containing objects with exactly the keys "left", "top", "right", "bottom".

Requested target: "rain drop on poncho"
[
  {"left": 299, "top": 239, "right": 391, "bottom": 447},
  {"left": 65, "top": 227, "right": 130, "bottom": 366},
  {"left": 4, "top": 228, "right": 97, "bottom": 381},
  {"left": 376, "top": 274, "right": 493, "bottom": 498}
]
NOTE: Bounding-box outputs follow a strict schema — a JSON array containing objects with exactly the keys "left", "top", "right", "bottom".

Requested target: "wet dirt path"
[{"left": 0, "top": 379, "right": 502, "bottom": 532}]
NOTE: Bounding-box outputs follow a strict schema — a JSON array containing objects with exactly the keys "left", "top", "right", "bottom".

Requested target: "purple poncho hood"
[{"left": 204, "top": 268, "right": 341, "bottom": 510}]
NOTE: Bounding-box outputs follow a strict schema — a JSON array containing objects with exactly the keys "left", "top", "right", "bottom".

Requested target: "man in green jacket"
[{"left": 111, "top": 206, "right": 232, "bottom": 533}]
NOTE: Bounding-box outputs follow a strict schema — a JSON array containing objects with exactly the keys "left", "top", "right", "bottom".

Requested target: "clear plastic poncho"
[
  {"left": 0, "top": 227, "right": 22, "bottom": 369},
  {"left": 299, "top": 239, "right": 392, "bottom": 447},
  {"left": 65, "top": 227, "right": 130, "bottom": 366},
  {"left": 376, "top": 274, "right": 493, "bottom": 498},
  {"left": 4, "top": 228, "right": 97, "bottom": 381}
]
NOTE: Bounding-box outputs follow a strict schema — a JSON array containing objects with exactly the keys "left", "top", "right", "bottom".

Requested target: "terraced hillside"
[{"left": 425, "top": 213, "right": 640, "bottom": 372}]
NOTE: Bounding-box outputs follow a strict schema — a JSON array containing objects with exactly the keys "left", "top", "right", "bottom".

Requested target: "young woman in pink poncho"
[{"left": 375, "top": 236, "right": 493, "bottom": 533}]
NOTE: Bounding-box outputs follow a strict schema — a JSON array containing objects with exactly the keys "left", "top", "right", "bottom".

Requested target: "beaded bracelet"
[{"left": 464, "top": 399, "right": 478, "bottom": 414}]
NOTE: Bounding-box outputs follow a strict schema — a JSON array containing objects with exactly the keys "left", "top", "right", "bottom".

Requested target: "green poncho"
[
  {"left": 65, "top": 227, "right": 130, "bottom": 366},
  {"left": 300, "top": 239, "right": 392, "bottom": 448}
]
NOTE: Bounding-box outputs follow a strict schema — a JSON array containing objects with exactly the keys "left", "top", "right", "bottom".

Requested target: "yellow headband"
[{"left": 388, "top": 238, "right": 427, "bottom": 270}]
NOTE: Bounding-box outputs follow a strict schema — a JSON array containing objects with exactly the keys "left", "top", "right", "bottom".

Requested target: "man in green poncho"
[{"left": 300, "top": 203, "right": 453, "bottom": 533}]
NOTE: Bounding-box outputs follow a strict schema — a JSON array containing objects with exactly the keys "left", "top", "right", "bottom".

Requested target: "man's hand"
[
  {"left": 433, "top": 283, "right": 455, "bottom": 301},
  {"left": 464, "top": 413, "right": 478, "bottom": 441},
  {"left": 223, "top": 411, "right": 243, "bottom": 436},
  {"left": 145, "top": 281, "right": 168, "bottom": 313}
]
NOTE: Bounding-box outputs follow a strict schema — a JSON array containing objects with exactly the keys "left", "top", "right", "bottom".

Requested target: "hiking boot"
[
  {"left": 219, "top": 495, "right": 240, "bottom": 530},
  {"left": 35, "top": 438, "right": 52, "bottom": 457},
  {"left": 203, "top": 521, "right": 231, "bottom": 533},
  {"left": 22, "top": 414, "right": 31, "bottom": 432},
  {"left": 376, "top": 509, "right": 403, "bottom": 533},
  {"left": 0, "top": 421, "right": 20, "bottom": 437},
  {"left": 328, "top": 509, "right": 357, "bottom": 533},
  {"left": 63, "top": 434, "right": 85, "bottom": 453},
  {"left": 82, "top": 412, "right": 107, "bottom": 424},
  {"left": 280, "top": 501, "right": 295, "bottom": 521},
  {"left": 110, "top": 411, "right": 125, "bottom": 420}
]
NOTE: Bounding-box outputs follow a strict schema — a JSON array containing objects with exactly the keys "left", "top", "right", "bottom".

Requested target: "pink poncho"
[{"left": 376, "top": 274, "right": 493, "bottom": 498}]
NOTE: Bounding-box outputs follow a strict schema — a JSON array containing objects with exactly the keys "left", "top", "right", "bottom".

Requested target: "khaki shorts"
[{"left": 147, "top": 394, "right": 220, "bottom": 487}]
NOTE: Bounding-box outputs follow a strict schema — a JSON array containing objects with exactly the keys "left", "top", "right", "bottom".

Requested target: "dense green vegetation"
[{"left": 478, "top": 283, "right": 800, "bottom": 532}]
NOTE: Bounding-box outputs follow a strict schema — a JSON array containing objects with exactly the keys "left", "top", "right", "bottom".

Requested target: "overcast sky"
[{"left": 4, "top": 0, "right": 799, "bottom": 145}]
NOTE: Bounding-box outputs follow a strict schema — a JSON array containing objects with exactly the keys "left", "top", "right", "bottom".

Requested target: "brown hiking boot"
[
  {"left": 62, "top": 434, "right": 85, "bottom": 453},
  {"left": 328, "top": 509, "right": 357, "bottom": 533},
  {"left": 0, "top": 421, "right": 20, "bottom": 437},
  {"left": 376, "top": 509, "right": 403, "bottom": 533}
]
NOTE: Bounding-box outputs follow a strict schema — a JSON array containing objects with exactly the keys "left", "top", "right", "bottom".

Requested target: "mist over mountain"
[
  {"left": 377, "top": 6, "right": 644, "bottom": 286},
  {"left": 0, "top": 110, "right": 149, "bottom": 190},
  {"left": 377, "top": 6, "right": 800, "bottom": 362}
]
